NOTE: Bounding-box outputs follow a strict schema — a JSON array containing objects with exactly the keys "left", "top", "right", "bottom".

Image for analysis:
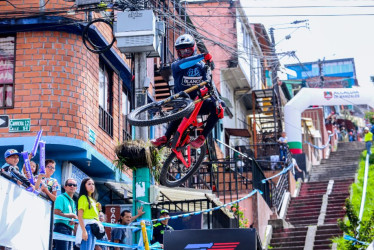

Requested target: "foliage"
[
  {"left": 335, "top": 199, "right": 374, "bottom": 249},
  {"left": 334, "top": 149, "right": 374, "bottom": 249},
  {"left": 114, "top": 140, "right": 167, "bottom": 182},
  {"left": 230, "top": 203, "right": 249, "bottom": 228},
  {"left": 364, "top": 111, "right": 374, "bottom": 124}
]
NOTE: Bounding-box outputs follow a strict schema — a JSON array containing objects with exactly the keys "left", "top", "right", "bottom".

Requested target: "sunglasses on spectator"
[
  {"left": 66, "top": 183, "right": 77, "bottom": 187},
  {"left": 46, "top": 165, "right": 55, "bottom": 170}
]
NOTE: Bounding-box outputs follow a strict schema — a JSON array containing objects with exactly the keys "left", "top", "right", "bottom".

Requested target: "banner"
[
  {"left": 164, "top": 228, "right": 258, "bottom": 250},
  {"left": 0, "top": 176, "right": 52, "bottom": 249}
]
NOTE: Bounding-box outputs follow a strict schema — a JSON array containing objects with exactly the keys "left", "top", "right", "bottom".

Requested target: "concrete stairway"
[
  {"left": 309, "top": 141, "right": 363, "bottom": 182},
  {"left": 270, "top": 142, "right": 363, "bottom": 249}
]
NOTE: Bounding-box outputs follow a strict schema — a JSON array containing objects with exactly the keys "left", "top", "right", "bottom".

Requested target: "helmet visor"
[{"left": 177, "top": 47, "right": 194, "bottom": 58}]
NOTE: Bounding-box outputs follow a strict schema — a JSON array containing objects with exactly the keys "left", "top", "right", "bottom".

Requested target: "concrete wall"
[{"left": 252, "top": 192, "right": 273, "bottom": 244}]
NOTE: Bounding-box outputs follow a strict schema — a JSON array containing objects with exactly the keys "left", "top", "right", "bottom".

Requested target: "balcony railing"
[{"left": 99, "top": 106, "right": 113, "bottom": 137}]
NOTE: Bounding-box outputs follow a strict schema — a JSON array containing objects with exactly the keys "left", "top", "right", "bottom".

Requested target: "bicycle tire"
[
  {"left": 159, "top": 143, "right": 207, "bottom": 187},
  {"left": 127, "top": 98, "right": 195, "bottom": 127}
]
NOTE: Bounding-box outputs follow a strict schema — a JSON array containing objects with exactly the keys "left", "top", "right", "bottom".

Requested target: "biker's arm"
[{"left": 177, "top": 54, "right": 205, "bottom": 70}]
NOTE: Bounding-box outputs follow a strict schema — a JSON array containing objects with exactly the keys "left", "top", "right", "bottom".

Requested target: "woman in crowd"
[{"left": 76, "top": 177, "right": 102, "bottom": 250}]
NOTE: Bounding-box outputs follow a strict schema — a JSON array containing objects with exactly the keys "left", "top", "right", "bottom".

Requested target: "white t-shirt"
[{"left": 279, "top": 136, "right": 288, "bottom": 143}]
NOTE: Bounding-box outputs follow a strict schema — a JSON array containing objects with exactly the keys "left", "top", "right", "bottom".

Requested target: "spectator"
[
  {"left": 23, "top": 160, "right": 39, "bottom": 182},
  {"left": 234, "top": 147, "right": 244, "bottom": 175},
  {"left": 291, "top": 158, "right": 303, "bottom": 177},
  {"left": 53, "top": 178, "right": 78, "bottom": 250},
  {"left": 76, "top": 178, "right": 103, "bottom": 250},
  {"left": 151, "top": 209, "right": 174, "bottom": 248},
  {"left": 1, "top": 149, "right": 31, "bottom": 188},
  {"left": 35, "top": 159, "right": 59, "bottom": 201},
  {"left": 278, "top": 132, "right": 288, "bottom": 162},
  {"left": 111, "top": 207, "right": 145, "bottom": 250},
  {"left": 364, "top": 127, "right": 373, "bottom": 155},
  {"left": 95, "top": 212, "right": 109, "bottom": 250}
]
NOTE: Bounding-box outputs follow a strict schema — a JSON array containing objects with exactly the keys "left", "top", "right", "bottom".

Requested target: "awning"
[
  {"left": 225, "top": 128, "right": 251, "bottom": 138},
  {"left": 100, "top": 180, "right": 217, "bottom": 212}
]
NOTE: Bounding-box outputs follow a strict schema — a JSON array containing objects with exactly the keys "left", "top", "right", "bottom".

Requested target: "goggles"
[{"left": 177, "top": 47, "right": 194, "bottom": 58}]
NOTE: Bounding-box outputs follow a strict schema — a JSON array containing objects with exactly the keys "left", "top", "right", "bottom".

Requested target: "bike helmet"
[{"left": 175, "top": 34, "right": 196, "bottom": 58}]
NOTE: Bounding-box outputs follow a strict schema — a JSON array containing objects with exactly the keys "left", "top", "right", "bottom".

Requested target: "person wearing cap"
[
  {"left": 1, "top": 149, "right": 32, "bottom": 187},
  {"left": 151, "top": 209, "right": 174, "bottom": 248},
  {"left": 364, "top": 127, "right": 373, "bottom": 155},
  {"left": 111, "top": 207, "right": 145, "bottom": 250}
]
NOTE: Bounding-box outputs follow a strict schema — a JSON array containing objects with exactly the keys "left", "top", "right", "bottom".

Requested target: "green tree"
[
  {"left": 336, "top": 199, "right": 374, "bottom": 249},
  {"left": 364, "top": 111, "right": 374, "bottom": 124}
]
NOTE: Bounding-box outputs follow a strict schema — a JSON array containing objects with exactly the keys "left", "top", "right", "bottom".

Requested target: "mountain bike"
[{"left": 127, "top": 68, "right": 220, "bottom": 187}]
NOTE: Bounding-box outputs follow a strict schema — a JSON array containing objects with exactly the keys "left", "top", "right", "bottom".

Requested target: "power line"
[
  {"left": 174, "top": 13, "right": 374, "bottom": 17},
  {"left": 184, "top": 5, "right": 374, "bottom": 9}
]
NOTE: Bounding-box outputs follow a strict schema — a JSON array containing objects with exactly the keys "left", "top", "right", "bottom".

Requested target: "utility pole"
[
  {"left": 269, "top": 27, "right": 278, "bottom": 89},
  {"left": 318, "top": 59, "right": 325, "bottom": 88},
  {"left": 269, "top": 27, "right": 281, "bottom": 137},
  {"left": 134, "top": 52, "right": 148, "bottom": 141}
]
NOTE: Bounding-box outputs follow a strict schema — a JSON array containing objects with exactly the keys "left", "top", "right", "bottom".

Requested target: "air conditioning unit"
[{"left": 115, "top": 10, "right": 164, "bottom": 57}]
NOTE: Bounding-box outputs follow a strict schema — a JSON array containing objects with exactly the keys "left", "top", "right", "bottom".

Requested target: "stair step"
[
  {"left": 271, "top": 240, "right": 306, "bottom": 247},
  {"left": 270, "top": 236, "right": 306, "bottom": 244}
]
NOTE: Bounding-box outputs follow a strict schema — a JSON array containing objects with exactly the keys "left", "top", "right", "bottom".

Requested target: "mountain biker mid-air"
[{"left": 151, "top": 34, "right": 225, "bottom": 149}]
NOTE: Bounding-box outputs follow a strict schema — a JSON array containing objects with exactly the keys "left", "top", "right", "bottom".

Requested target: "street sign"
[
  {"left": 88, "top": 128, "right": 96, "bottom": 144},
  {"left": 0, "top": 115, "right": 9, "bottom": 128},
  {"left": 9, "top": 119, "right": 30, "bottom": 132}
]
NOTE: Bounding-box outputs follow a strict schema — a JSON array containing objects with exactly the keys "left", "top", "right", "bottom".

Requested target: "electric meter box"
[{"left": 115, "top": 10, "right": 163, "bottom": 57}]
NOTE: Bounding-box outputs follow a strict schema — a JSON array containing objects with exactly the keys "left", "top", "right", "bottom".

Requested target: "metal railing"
[
  {"left": 251, "top": 159, "right": 272, "bottom": 207},
  {"left": 151, "top": 198, "right": 238, "bottom": 229},
  {"left": 182, "top": 159, "right": 252, "bottom": 205},
  {"left": 99, "top": 105, "right": 113, "bottom": 137},
  {"left": 271, "top": 172, "right": 289, "bottom": 212}
]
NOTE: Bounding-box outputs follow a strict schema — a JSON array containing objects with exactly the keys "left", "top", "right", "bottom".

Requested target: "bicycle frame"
[{"left": 168, "top": 81, "right": 212, "bottom": 168}]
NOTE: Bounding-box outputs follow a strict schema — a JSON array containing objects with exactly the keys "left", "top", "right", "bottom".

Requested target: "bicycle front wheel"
[
  {"left": 127, "top": 98, "right": 195, "bottom": 127},
  {"left": 160, "top": 143, "right": 207, "bottom": 187}
]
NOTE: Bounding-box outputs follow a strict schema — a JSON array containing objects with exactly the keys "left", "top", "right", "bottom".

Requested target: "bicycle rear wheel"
[
  {"left": 127, "top": 98, "right": 194, "bottom": 127},
  {"left": 160, "top": 143, "right": 207, "bottom": 187}
]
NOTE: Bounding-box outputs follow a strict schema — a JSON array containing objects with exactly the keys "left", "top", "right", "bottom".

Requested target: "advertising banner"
[
  {"left": 164, "top": 228, "right": 258, "bottom": 250},
  {"left": 0, "top": 176, "right": 52, "bottom": 249}
]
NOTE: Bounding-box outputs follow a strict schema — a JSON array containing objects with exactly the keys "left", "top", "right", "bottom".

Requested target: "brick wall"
[
  {"left": 187, "top": 1, "right": 237, "bottom": 92},
  {"left": 0, "top": 30, "right": 124, "bottom": 162}
]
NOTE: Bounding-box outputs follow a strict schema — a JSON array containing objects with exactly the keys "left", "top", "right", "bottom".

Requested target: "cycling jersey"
[{"left": 171, "top": 54, "right": 206, "bottom": 99}]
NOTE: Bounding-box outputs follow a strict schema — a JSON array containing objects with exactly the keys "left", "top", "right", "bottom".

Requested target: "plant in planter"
[
  {"left": 230, "top": 203, "right": 249, "bottom": 228},
  {"left": 114, "top": 140, "right": 166, "bottom": 182}
]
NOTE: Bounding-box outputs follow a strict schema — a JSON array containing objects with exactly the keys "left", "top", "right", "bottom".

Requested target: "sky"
[{"left": 242, "top": 0, "right": 374, "bottom": 87}]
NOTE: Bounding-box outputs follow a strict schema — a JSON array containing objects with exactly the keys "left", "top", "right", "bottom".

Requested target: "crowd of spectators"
[{"left": 0, "top": 148, "right": 174, "bottom": 250}]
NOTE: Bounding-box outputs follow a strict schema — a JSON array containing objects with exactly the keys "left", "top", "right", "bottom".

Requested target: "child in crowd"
[
  {"left": 76, "top": 177, "right": 103, "bottom": 250},
  {"left": 278, "top": 132, "right": 288, "bottom": 162},
  {"left": 95, "top": 212, "right": 109, "bottom": 250},
  {"left": 35, "top": 159, "right": 59, "bottom": 201},
  {"left": 1, "top": 149, "right": 32, "bottom": 188},
  {"left": 23, "top": 160, "right": 39, "bottom": 182}
]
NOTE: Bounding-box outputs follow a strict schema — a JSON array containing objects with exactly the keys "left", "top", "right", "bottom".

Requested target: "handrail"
[{"left": 357, "top": 153, "right": 370, "bottom": 232}]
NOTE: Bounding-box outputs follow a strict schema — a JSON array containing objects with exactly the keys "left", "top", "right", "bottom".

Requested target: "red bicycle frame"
[{"left": 170, "top": 86, "right": 210, "bottom": 168}]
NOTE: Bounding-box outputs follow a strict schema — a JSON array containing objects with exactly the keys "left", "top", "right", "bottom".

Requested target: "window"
[
  {"left": 122, "top": 87, "right": 132, "bottom": 141},
  {"left": 0, "top": 35, "right": 15, "bottom": 108},
  {"left": 98, "top": 59, "right": 113, "bottom": 137}
]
